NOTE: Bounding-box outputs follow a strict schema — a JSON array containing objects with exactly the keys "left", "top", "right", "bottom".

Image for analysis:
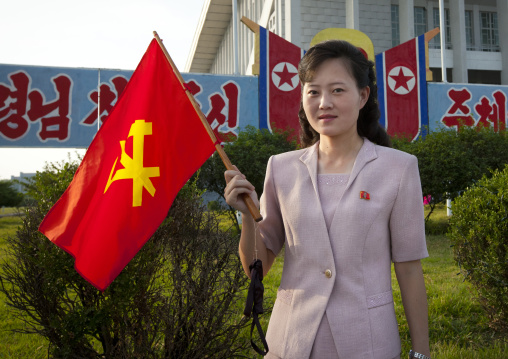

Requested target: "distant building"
[
  {"left": 10, "top": 172, "right": 35, "bottom": 193},
  {"left": 185, "top": 0, "right": 508, "bottom": 85}
]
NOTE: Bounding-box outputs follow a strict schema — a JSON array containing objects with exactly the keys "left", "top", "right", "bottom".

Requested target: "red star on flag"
[
  {"left": 274, "top": 63, "right": 297, "bottom": 87},
  {"left": 389, "top": 67, "right": 414, "bottom": 91}
]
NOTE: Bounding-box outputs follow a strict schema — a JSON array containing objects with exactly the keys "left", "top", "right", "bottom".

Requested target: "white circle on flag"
[
  {"left": 387, "top": 66, "right": 416, "bottom": 95},
  {"left": 271, "top": 62, "right": 299, "bottom": 92}
]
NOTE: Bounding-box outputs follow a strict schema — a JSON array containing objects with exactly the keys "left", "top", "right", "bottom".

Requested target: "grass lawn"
[
  {"left": 0, "top": 207, "right": 24, "bottom": 216},
  {"left": 0, "top": 206, "right": 506, "bottom": 358}
]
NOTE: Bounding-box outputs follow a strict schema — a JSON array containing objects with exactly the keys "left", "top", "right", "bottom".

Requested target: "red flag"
[
  {"left": 39, "top": 39, "right": 216, "bottom": 291},
  {"left": 359, "top": 191, "right": 371, "bottom": 200},
  {"left": 375, "top": 35, "right": 428, "bottom": 141},
  {"left": 258, "top": 26, "right": 304, "bottom": 134}
]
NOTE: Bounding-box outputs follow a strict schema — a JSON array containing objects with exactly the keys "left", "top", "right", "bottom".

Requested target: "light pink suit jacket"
[{"left": 259, "top": 139, "right": 428, "bottom": 359}]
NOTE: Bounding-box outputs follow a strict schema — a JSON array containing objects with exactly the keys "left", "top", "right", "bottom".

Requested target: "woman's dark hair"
[{"left": 298, "top": 40, "right": 392, "bottom": 148}]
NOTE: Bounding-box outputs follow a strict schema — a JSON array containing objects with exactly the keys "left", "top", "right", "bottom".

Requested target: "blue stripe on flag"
[
  {"left": 417, "top": 34, "right": 429, "bottom": 138},
  {"left": 375, "top": 53, "right": 386, "bottom": 129},
  {"left": 259, "top": 27, "right": 269, "bottom": 130}
]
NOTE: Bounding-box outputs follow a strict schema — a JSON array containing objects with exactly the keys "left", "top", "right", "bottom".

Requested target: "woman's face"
[{"left": 302, "top": 58, "right": 369, "bottom": 140}]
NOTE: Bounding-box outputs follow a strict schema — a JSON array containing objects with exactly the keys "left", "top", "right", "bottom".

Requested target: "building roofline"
[{"left": 184, "top": 0, "right": 232, "bottom": 73}]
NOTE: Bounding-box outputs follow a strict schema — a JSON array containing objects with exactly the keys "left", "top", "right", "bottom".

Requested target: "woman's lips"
[{"left": 318, "top": 114, "right": 336, "bottom": 122}]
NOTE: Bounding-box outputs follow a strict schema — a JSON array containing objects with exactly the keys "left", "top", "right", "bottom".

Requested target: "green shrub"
[
  {"left": 207, "top": 200, "right": 222, "bottom": 212},
  {"left": 0, "top": 161, "right": 249, "bottom": 357},
  {"left": 392, "top": 127, "right": 508, "bottom": 220},
  {"left": 447, "top": 165, "right": 508, "bottom": 333}
]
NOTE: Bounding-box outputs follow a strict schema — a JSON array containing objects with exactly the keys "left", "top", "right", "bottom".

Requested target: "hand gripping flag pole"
[
  {"left": 153, "top": 31, "right": 262, "bottom": 222},
  {"left": 154, "top": 32, "right": 268, "bottom": 355}
]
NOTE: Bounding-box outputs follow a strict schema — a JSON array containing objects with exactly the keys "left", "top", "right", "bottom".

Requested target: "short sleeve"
[
  {"left": 390, "top": 155, "right": 429, "bottom": 262},
  {"left": 258, "top": 156, "right": 285, "bottom": 256}
]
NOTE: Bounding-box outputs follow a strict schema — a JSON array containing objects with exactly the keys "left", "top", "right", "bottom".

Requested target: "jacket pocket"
[
  {"left": 366, "top": 290, "right": 393, "bottom": 309},
  {"left": 265, "top": 288, "right": 293, "bottom": 358},
  {"left": 366, "top": 290, "right": 401, "bottom": 358},
  {"left": 276, "top": 287, "right": 293, "bottom": 305}
]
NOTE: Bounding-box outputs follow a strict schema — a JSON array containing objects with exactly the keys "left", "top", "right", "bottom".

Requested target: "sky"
[{"left": 0, "top": 0, "right": 206, "bottom": 180}]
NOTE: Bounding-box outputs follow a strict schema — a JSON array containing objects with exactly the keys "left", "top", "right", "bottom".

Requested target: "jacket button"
[{"left": 325, "top": 269, "right": 332, "bottom": 278}]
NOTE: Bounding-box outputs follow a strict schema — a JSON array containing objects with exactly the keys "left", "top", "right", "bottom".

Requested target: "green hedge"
[
  {"left": 447, "top": 164, "right": 508, "bottom": 333},
  {"left": 393, "top": 127, "right": 508, "bottom": 220}
]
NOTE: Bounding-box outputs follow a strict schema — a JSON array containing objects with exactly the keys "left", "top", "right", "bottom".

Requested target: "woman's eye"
[
  {"left": 333, "top": 88, "right": 344, "bottom": 93},
  {"left": 308, "top": 90, "right": 318, "bottom": 95}
]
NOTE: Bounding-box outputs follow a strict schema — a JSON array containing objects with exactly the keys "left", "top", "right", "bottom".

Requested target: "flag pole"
[{"left": 153, "top": 31, "right": 263, "bottom": 222}]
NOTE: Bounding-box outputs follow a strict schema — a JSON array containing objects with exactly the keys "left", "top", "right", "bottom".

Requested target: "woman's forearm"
[
  {"left": 238, "top": 213, "right": 275, "bottom": 278},
  {"left": 394, "top": 260, "right": 430, "bottom": 357}
]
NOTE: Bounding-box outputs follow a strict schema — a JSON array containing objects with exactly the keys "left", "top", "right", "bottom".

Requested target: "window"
[
  {"left": 414, "top": 7, "right": 427, "bottom": 37},
  {"left": 465, "top": 10, "right": 474, "bottom": 50},
  {"left": 430, "top": 8, "right": 451, "bottom": 49},
  {"left": 480, "top": 11, "right": 499, "bottom": 52},
  {"left": 268, "top": 11, "right": 276, "bottom": 33},
  {"left": 391, "top": 5, "right": 400, "bottom": 47}
]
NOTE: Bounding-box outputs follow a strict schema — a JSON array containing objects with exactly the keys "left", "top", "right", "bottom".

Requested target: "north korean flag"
[
  {"left": 258, "top": 26, "right": 305, "bottom": 134},
  {"left": 375, "top": 34, "right": 428, "bottom": 141}
]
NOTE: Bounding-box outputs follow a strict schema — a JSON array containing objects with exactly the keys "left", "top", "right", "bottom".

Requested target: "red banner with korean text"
[{"left": 39, "top": 39, "right": 216, "bottom": 291}]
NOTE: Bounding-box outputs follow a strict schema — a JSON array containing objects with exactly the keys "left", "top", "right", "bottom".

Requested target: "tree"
[
  {"left": 0, "top": 180, "right": 24, "bottom": 207},
  {"left": 0, "top": 160, "right": 250, "bottom": 358},
  {"left": 197, "top": 125, "right": 298, "bottom": 227}
]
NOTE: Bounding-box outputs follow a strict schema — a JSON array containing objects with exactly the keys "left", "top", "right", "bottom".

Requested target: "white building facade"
[
  {"left": 10, "top": 172, "right": 35, "bottom": 194},
  {"left": 185, "top": 0, "right": 508, "bottom": 85}
]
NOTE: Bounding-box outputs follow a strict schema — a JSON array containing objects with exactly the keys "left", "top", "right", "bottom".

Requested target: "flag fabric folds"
[
  {"left": 258, "top": 25, "right": 305, "bottom": 133},
  {"left": 39, "top": 39, "right": 216, "bottom": 291},
  {"left": 375, "top": 34, "right": 429, "bottom": 141}
]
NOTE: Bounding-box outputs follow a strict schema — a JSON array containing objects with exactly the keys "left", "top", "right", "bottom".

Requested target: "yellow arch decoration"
[{"left": 310, "top": 28, "right": 375, "bottom": 62}]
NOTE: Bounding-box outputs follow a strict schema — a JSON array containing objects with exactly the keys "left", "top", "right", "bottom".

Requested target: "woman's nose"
[{"left": 319, "top": 94, "right": 332, "bottom": 109}]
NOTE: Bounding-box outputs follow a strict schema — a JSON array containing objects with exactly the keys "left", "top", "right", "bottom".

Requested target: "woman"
[{"left": 224, "top": 40, "right": 430, "bottom": 359}]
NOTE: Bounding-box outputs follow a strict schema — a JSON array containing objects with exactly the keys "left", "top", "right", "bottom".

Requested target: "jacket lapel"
[
  {"left": 299, "top": 142, "right": 330, "bottom": 236},
  {"left": 299, "top": 142, "right": 320, "bottom": 197},
  {"left": 328, "top": 139, "right": 378, "bottom": 232},
  {"left": 345, "top": 138, "right": 378, "bottom": 191}
]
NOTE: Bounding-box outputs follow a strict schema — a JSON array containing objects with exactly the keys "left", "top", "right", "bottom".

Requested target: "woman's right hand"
[{"left": 224, "top": 166, "right": 259, "bottom": 215}]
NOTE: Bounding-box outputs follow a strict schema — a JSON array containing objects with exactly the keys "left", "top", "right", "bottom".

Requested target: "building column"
[
  {"left": 257, "top": 0, "right": 276, "bottom": 29},
  {"left": 425, "top": 1, "right": 433, "bottom": 34},
  {"left": 346, "top": 0, "right": 360, "bottom": 30},
  {"left": 232, "top": 0, "right": 239, "bottom": 75},
  {"left": 399, "top": 0, "right": 415, "bottom": 43},
  {"left": 450, "top": 0, "right": 468, "bottom": 83},
  {"left": 276, "top": 0, "right": 283, "bottom": 36},
  {"left": 498, "top": 0, "right": 508, "bottom": 84},
  {"left": 285, "top": 0, "right": 302, "bottom": 48}
]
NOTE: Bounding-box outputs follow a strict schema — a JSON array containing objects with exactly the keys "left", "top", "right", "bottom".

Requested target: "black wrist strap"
[
  {"left": 250, "top": 311, "right": 268, "bottom": 355},
  {"left": 244, "top": 259, "right": 269, "bottom": 356}
]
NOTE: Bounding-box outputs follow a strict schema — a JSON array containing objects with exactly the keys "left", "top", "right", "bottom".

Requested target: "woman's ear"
[{"left": 359, "top": 86, "right": 370, "bottom": 109}]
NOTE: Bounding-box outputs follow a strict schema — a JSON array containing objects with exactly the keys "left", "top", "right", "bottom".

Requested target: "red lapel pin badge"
[{"left": 360, "top": 191, "right": 370, "bottom": 200}]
